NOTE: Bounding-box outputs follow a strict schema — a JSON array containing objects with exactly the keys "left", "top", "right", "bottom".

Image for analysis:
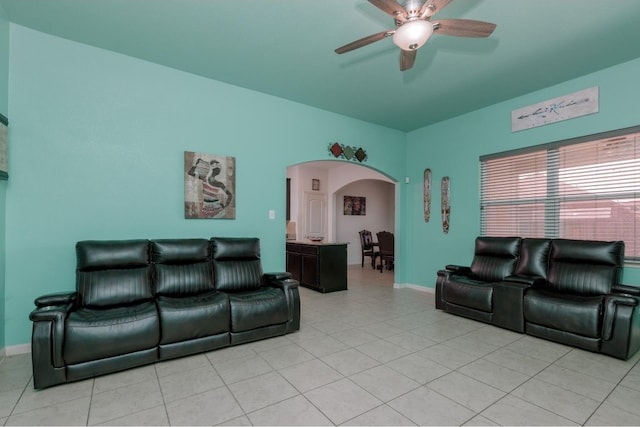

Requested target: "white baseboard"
[
  {"left": 5, "top": 343, "right": 30, "bottom": 356},
  {"left": 393, "top": 283, "right": 435, "bottom": 293}
]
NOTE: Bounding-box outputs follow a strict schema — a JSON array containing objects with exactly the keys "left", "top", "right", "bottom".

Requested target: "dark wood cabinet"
[{"left": 286, "top": 242, "right": 347, "bottom": 293}]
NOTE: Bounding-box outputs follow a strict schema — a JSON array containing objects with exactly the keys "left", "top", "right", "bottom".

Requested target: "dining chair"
[
  {"left": 376, "top": 231, "right": 394, "bottom": 273},
  {"left": 359, "top": 229, "right": 379, "bottom": 268}
]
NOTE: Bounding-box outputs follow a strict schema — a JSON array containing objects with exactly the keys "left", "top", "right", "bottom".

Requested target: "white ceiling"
[{"left": 2, "top": 0, "right": 640, "bottom": 131}]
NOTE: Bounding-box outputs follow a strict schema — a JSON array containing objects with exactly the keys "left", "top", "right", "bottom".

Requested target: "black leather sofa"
[
  {"left": 436, "top": 237, "right": 640, "bottom": 360},
  {"left": 29, "top": 237, "right": 300, "bottom": 389}
]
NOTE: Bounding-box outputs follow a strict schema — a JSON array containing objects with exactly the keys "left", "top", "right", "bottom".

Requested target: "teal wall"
[
  {"left": 4, "top": 25, "right": 407, "bottom": 346},
  {"left": 404, "top": 56, "right": 640, "bottom": 289},
  {"left": 0, "top": 5, "right": 10, "bottom": 352}
]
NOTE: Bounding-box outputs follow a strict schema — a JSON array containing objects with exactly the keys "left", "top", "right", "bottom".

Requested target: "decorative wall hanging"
[
  {"left": 441, "top": 176, "right": 450, "bottom": 234},
  {"left": 0, "top": 114, "right": 8, "bottom": 181},
  {"left": 511, "top": 86, "right": 599, "bottom": 132},
  {"left": 312, "top": 178, "right": 320, "bottom": 191},
  {"left": 424, "top": 168, "right": 431, "bottom": 222},
  {"left": 329, "top": 142, "right": 367, "bottom": 163},
  {"left": 343, "top": 196, "right": 366, "bottom": 215},
  {"left": 184, "top": 151, "right": 236, "bottom": 219}
]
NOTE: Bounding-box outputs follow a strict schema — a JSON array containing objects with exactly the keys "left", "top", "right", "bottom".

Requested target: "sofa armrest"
[
  {"left": 263, "top": 273, "right": 300, "bottom": 333},
  {"left": 30, "top": 303, "right": 73, "bottom": 369},
  {"left": 34, "top": 291, "right": 77, "bottom": 308},
  {"left": 445, "top": 265, "right": 471, "bottom": 275},
  {"left": 602, "top": 294, "right": 639, "bottom": 341},
  {"left": 613, "top": 284, "right": 640, "bottom": 297}
]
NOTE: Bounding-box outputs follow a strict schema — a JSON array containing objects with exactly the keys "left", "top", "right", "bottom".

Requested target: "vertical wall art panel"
[
  {"left": 184, "top": 151, "right": 236, "bottom": 219},
  {"left": 424, "top": 168, "right": 431, "bottom": 222},
  {"left": 441, "top": 176, "right": 450, "bottom": 234},
  {"left": 0, "top": 114, "right": 8, "bottom": 180}
]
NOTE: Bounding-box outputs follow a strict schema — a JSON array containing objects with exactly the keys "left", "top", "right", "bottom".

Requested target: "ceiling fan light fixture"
[{"left": 392, "top": 20, "right": 433, "bottom": 50}]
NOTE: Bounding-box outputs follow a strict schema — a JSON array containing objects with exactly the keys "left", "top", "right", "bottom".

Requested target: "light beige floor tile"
[
  {"left": 217, "top": 414, "right": 252, "bottom": 426},
  {"left": 93, "top": 364, "right": 157, "bottom": 394},
  {"left": 503, "top": 335, "right": 572, "bottom": 363},
  {"left": 228, "top": 371, "right": 299, "bottom": 413},
  {"left": 94, "top": 404, "right": 169, "bottom": 426},
  {"left": 356, "top": 322, "right": 404, "bottom": 339},
  {"left": 0, "top": 366, "right": 31, "bottom": 393},
  {"left": 463, "top": 414, "right": 499, "bottom": 426},
  {"left": 158, "top": 365, "right": 224, "bottom": 402},
  {"left": 294, "top": 334, "right": 350, "bottom": 357},
  {"left": 320, "top": 348, "right": 380, "bottom": 376},
  {"left": 441, "top": 334, "right": 500, "bottom": 358},
  {"left": 205, "top": 343, "right": 258, "bottom": 365},
  {"left": 383, "top": 331, "right": 438, "bottom": 352},
  {"left": 355, "top": 339, "right": 411, "bottom": 363},
  {"left": 535, "top": 364, "right": 617, "bottom": 401},
  {"left": 482, "top": 347, "right": 550, "bottom": 376},
  {"left": 584, "top": 400, "right": 640, "bottom": 426},
  {"left": 342, "top": 404, "right": 417, "bottom": 426},
  {"left": 278, "top": 358, "right": 343, "bottom": 393},
  {"left": 602, "top": 384, "right": 640, "bottom": 416},
  {"left": 555, "top": 348, "right": 636, "bottom": 383},
  {"left": 510, "top": 378, "right": 599, "bottom": 424},
  {"left": 247, "top": 395, "right": 332, "bottom": 426},
  {"left": 481, "top": 395, "right": 578, "bottom": 426},
  {"left": 89, "top": 378, "right": 163, "bottom": 425},
  {"left": 388, "top": 386, "right": 476, "bottom": 426},
  {"left": 385, "top": 353, "right": 451, "bottom": 384},
  {"left": 427, "top": 371, "right": 505, "bottom": 412},
  {"left": 349, "top": 365, "right": 421, "bottom": 402},
  {"left": 213, "top": 352, "right": 273, "bottom": 384},
  {"left": 0, "top": 387, "right": 22, "bottom": 418},
  {"left": 620, "top": 363, "right": 640, "bottom": 392},
  {"left": 13, "top": 378, "right": 94, "bottom": 415},
  {"left": 6, "top": 396, "right": 90, "bottom": 426},
  {"left": 304, "top": 378, "right": 381, "bottom": 425},
  {"left": 154, "top": 353, "right": 212, "bottom": 377},
  {"left": 260, "top": 343, "right": 316, "bottom": 370},
  {"left": 332, "top": 328, "right": 380, "bottom": 347},
  {"left": 166, "top": 387, "right": 243, "bottom": 426},
  {"left": 458, "top": 358, "right": 530, "bottom": 392},
  {"left": 415, "top": 343, "right": 477, "bottom": 370}
]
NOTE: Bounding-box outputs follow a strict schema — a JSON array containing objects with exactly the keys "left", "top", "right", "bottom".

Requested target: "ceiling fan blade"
[
  {"left": 335, "top": 30, "right": 393, "bottom": 54},
  {"left": 400, "top": 49, "right": 416, "bottom": 71},
  {"left": 419, "top": 0, "right": 452, "bottom": 18},
  {"left": 368, "top": 0, "right": 408, "bottom": 21},
  {"left": 433, "top": 19, "right": 496, "bottom": 37}
]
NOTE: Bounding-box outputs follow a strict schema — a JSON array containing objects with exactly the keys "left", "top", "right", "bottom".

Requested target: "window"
[{"left": 480, "top": 127, "right": 640, "bottom": 261}]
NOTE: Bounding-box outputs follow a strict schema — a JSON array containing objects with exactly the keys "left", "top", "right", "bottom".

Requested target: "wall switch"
[
  {"left": 268, "top": 210, "right": 275, "bottom": 220},
  {"left": 405, "top": 176, "right": 410, "bottom": 184}
]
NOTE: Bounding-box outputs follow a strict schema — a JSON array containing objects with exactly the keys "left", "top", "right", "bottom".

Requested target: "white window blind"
[{"left": 481, "top": 128, "right": 640, "bottom": 261}]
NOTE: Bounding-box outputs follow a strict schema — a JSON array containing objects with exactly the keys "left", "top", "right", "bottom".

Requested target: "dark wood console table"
[{"left": 286, "top": 241, "right": 347, "bottom": 293}]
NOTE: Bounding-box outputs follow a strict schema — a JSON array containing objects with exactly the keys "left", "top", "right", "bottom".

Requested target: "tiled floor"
[{"left": 2, "top": 265, "right": 640, "bottom": 426}]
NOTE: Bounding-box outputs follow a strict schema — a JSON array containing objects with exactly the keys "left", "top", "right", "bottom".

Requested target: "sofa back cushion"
[
  {"left": 211, "top": 237, "right": 263, "bottom": 292},
  {"left": 151, "top": 239, "right": 213, "bottom": 296},
  {"left": 547, "top": 239, "right": 624, "bottom": 295},
  {"left": 76, "top": 240, "right": 152, "bottom": 307},
  {"left": 514, "top": 238, "right": 551, "bottom": 279},
  {"left": 470, "top": 237, "right": 521, "bottom": 282}
]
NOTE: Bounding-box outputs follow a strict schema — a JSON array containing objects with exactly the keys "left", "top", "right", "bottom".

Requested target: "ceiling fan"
[{"left": 335, "top": 0, "right": 496, "bottom": 71}]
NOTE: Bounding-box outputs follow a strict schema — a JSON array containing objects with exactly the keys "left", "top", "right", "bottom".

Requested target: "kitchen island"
[{"left": 285, "top": 241, "right": 347, "bottom": 293}]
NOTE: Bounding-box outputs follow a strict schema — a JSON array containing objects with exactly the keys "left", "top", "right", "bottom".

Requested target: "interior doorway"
[{"left": 286, "top": 160, "right": 396, "bottom": 270}]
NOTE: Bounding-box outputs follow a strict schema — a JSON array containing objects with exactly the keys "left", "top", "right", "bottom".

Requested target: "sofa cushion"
[
  {"left": 514, "top": 238, "right": 551, "bottom": 279},
  {"left": 156, "top": 291, "right": 229, "bottom": 344},
  {"left": 524, "top": 288, "right": 603, "bottom": 338},
  {"left": 228, "top": 288, "right": 289, "bottom": 332},
  {"left": 470, "top": 237, "right": 521, "bottom": 282},
  {"left": 76, "top": 240, "right": 152, "bottom": 307},
  {"left": 547, "top": 239, "right": 624, "bottom": 295},
  {"left": 151, "top": 239, "right": 213, "bottom": 296},
  {"left": 212, "top": 238, "right": 263, "bottom": 292},
  {"left": 63, "top": 301, "right": 159, "bottom": 365},
  {"left": 442, "top": 276, "right": 493, "bottom": 313}
]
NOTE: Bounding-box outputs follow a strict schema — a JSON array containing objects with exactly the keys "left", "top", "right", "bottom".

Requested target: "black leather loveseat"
[
  {"left": 436, "top": 237, "right": 640, "bottom": 360},
  {"left": 29, "top": 237, "right": 300, "bottom": 389}
]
